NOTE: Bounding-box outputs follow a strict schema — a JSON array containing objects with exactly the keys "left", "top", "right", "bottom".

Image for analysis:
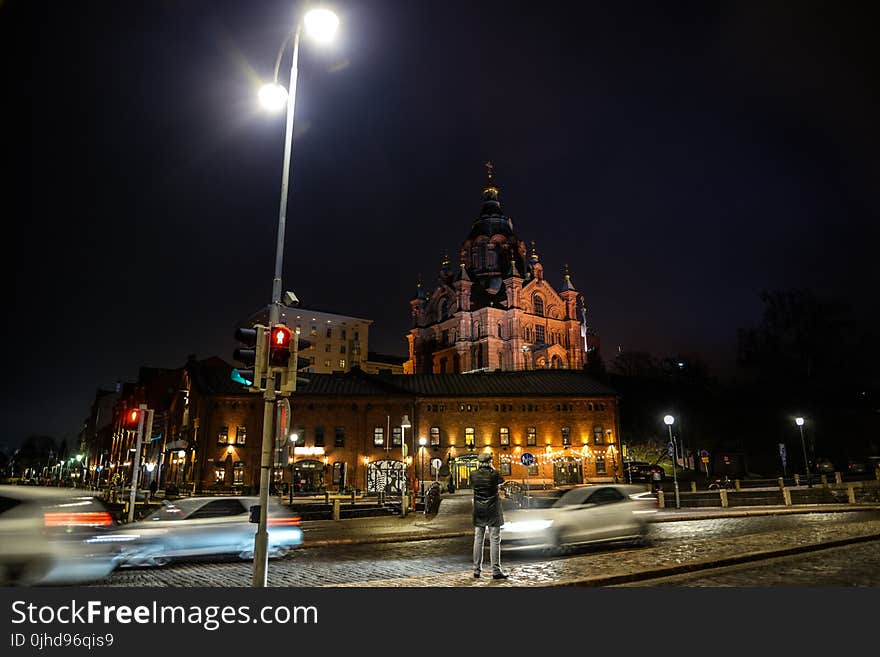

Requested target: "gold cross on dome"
[{"left": 485, "top": 161, "right": 494, "bottom": 180}]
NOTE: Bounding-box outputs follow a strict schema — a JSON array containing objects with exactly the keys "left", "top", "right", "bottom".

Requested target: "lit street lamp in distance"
[
  {"left": 795, "top": 416, "right": 812, "bottom": 488},
  {"left": 250, "top": 5, "right": 341, "bottom": 590},
  {"left": 663, "top": 414, "right": 680, "bottom": 509}
]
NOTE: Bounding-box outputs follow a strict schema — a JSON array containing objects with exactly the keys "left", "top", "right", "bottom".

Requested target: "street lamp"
[
  {"left": 664, "top": 414, "right": 680, "bottom": 509},
  {"left": 795, "top": 417, "right": 812, "bottom": 488},
  {"left": 251, "top": 6, "right": 340, "bottom": 589},
  {"left": 419, "top": 436, "right": 427, "bottom": 501},
  {"left": 401, "top": 414, "right": 412, "bottom": 516}
]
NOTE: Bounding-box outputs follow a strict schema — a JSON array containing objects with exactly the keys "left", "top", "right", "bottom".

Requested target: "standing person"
[
  {"left": 471, "top": 452, "right": 508, "bottom": 580},
  {"left": 148, "top": 478, "right": 158, "bottom": 501}
]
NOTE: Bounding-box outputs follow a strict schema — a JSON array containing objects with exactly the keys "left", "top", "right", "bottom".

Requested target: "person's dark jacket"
[{"left": 471, "top": 464, "right": 505, "bottom": 527}]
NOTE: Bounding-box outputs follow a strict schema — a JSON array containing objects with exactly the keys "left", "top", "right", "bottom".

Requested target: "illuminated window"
[
  {"left": 526, "top": 427, "right": 537, "bottom": 446},
  {"left": 339, "top": 359, "right": 346, "bottom": 369},
  {"left": 214, "top": 467, "right": 225, "bottom": 484},
  {"left": 233, "top": 462, "right": 245, "bottom": 484},
  {"left": 373, "top": 427, "right": 384, "bottom": 446},
  {"left": 217, "top": 426, "right": 229, "bottom": 445},
  {"left": 593, "top": 426, "right": 604, "bottom": 444},
  {"left": 595, "top": 456, "right": 606, "bottom": 475},
  {"left": 392, "top": 427, "right": 402, "bottom": 447},
  {"left": 430, "top": 427, "right": 441, "bottom": 446},
  {"left": 324, "top": 359, "right": 331, "bottom": 368},
  {"left": 334, "top": 427, "right": 345, "bottom": 447},
  {"left": 465, "top": 428, "right": 475, "bottom": 448},
  {"left": 500, "top": 427, "right": 510, "bottom": 446},
  {"left": 561, "top": 427, "right": 571, "bottom": 446}
]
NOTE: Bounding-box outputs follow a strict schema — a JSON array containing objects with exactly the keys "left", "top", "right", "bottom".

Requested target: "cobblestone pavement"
[
  {"left": 103, "top": 509, "right": 880, "bottom": 587},
  {"left": 620, "top": 540, "right": 880, "bottom": 587}
]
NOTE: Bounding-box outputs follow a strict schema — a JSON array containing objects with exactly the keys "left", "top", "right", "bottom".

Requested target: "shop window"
[{"left": 595, "top": 456, "right": 606, "bottom": 475}]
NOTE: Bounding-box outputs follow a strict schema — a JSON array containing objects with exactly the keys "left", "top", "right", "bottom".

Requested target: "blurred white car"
[
  {"left": 114, "top": 496, "right": 302, "bottom": 566},
  {"left": 501, "top": 484, "right": 656, "bottom": 553},
  {"left": 0, "top": 486, "right": 119, "bottom": 585}
]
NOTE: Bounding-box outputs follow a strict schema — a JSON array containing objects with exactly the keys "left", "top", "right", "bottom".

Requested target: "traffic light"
[
  {"left": 124, "top": 408, "right": 141, "bottom": 428},
  {"left": 231, "top": 324, "right": 268, "bottom": 391},
  {"left": 268, "top": 324, "right": 293, "bottom": 368},
  {"left": 278, "top": 333, "right": 311, "bottom": 394}
]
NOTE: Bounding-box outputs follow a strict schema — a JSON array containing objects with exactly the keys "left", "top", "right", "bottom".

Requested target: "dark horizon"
[{"left": 6, "top": 0, "right": 878, "bottom": 450}]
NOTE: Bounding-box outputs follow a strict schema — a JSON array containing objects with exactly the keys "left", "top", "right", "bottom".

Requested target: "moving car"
[
  {"left": 622, "top": 461, "right": 665, "bottom": 483},
  {"left": 114, "top": 496, "right": 302, "bottom": 566},
  {"left": 0, "top": 486, "right": 119, "bottom": 585},
  {"left": 500, "top": 484, "right": 656, "bottom": 553}
]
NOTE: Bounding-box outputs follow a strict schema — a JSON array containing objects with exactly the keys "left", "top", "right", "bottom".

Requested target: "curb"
[{"left": 546, "top": 532, "right": 880, "bottom": 587}]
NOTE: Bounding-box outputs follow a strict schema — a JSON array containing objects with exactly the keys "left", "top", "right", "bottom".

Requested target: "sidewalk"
[{"left": 297, "top": 493, "right": 880, "bottom": 587}]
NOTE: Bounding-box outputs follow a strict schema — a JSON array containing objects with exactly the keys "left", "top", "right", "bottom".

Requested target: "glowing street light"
[
  {"left": 664, "top": 414, "right": 680, "bottom": 509},
  {"left": 251, "top": 5, "right": 341, "bottom": 590},
  {"left": 795, "top": 417, "right": 812, "bottom": 488}
]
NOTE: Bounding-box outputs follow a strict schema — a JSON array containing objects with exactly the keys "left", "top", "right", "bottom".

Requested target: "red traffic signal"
[
  {"left": 269, "top": 325, "right": 293, "bottom": 367},
  {"left": 124, "top": 409, "right": 141, "bottom": 428}
]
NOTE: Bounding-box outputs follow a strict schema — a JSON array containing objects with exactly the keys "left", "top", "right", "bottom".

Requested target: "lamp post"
[
  {"left": 795, "top": 417, "right": 812, "bottom": 488},
  {"left": 664, "top": 415, "right": 680, "bottom": 509},
  {"left": 251, "top": 7, "right": 339, "bottom": 588},
  {"left": 362, "top": 456, "right": 369, "bottom": 495},
  {"left": 418, "top": 437, "right": 427, "bottom": 502},
  {"left": 400, "top": 414, "right": 411, "bottom": 516}
]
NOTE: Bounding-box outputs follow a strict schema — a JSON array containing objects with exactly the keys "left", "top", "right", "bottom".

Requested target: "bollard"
[
  {"left": 719, "top": 489, "right": 728, "bottom": 508},
  {"left": 325, "top": 491, "right": 330, "bottom": 504},
  {"left": 847, "top": 485, "right": 856, "bottom": 504},
  {"left": 333, "top": 499, "right": 341, "bottom": 520},
  {"left": 834, "top": 472, "right": 842, "bottom": 485},
  {"left": 794, "top": 474, "right": 800, "bottom": 486},
  {"left": 690, "top": 481, "right": 697, "bottom": 493},
  {"left": 778, "top": 477, "right": 785, "bottom": 490},
  {"left": 782, "top": 488, "right": 792, "bottom": 506},
  {"left": 820, "top": 474, "right": 828, "bottom": 487},
  {"left": 657, "top": 490, "right": 665, "bottom": 508},
  {"left": 351, "top": 490, "right": 356, "bottom": 507},
  {"left": 734, "top": 479, "right": 741, "bottom": 491}
]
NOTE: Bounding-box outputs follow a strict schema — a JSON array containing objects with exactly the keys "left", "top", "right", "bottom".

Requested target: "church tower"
[{"left": 404, "top": 164, "right": 596, "bottom": 374}]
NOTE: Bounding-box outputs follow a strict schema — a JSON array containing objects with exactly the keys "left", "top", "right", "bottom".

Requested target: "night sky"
[{"left": 6, "top": 0, "right": 878, "bottom": 451}]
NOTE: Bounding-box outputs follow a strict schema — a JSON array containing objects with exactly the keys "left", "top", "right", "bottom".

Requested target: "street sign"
[
  {"left": 667, "top": 442, "right": 675, "bottom": 457},
  {"left": 700, "top": 449, "right": 709, "bottom": 458},
  {"left": 521, "top": 452, "right": 536, "bottom": 466},
  {"left": 430, "top": 458, "right": 442, "bottom": 472}
]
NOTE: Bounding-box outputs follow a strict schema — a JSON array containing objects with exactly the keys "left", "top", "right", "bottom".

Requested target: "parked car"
[
  {"left": 847, "top": 459, "right": 868, "bottom": 474},
  {"left": 0, "top": 486, "right": 119, "bottom": 585},
  {"left": 623, "top": 461, "right": 665, "bottom": 483},
  {"left": 500, "top": 484, "right": 656, "bottom": 553},
  {"left": 813, "top": 458, "right": 835, "bottom": 475},
  {"left": 113, "top": 496, "right": 302, "bottom": 566}
]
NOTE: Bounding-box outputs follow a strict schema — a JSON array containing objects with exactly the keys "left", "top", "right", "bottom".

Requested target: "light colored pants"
[{"left": 473, "top": 525, "right": 502, "bottom": 575}]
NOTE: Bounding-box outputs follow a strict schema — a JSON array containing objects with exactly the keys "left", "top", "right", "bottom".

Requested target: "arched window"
[
  {"left": 551, "top": 355, "right": 562, "bottom": 369},
  {"left": 534, "top": 295, "right": 544, "bottom": 317},
  {"left": 497, "top": 322, "right": 503, "bottom": 338}
]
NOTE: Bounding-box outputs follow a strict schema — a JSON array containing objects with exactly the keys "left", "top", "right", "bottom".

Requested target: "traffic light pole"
[
  {"left": 253, "top": 372, "right": 277, "bottom": 587},
  {"left": 127, "top": 404, "right": 146, "bottom": 523}
]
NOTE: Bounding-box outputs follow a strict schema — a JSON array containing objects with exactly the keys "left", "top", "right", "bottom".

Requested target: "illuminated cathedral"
[{"left": 405, "top": 164, "right": 599, "bottom": 374}]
